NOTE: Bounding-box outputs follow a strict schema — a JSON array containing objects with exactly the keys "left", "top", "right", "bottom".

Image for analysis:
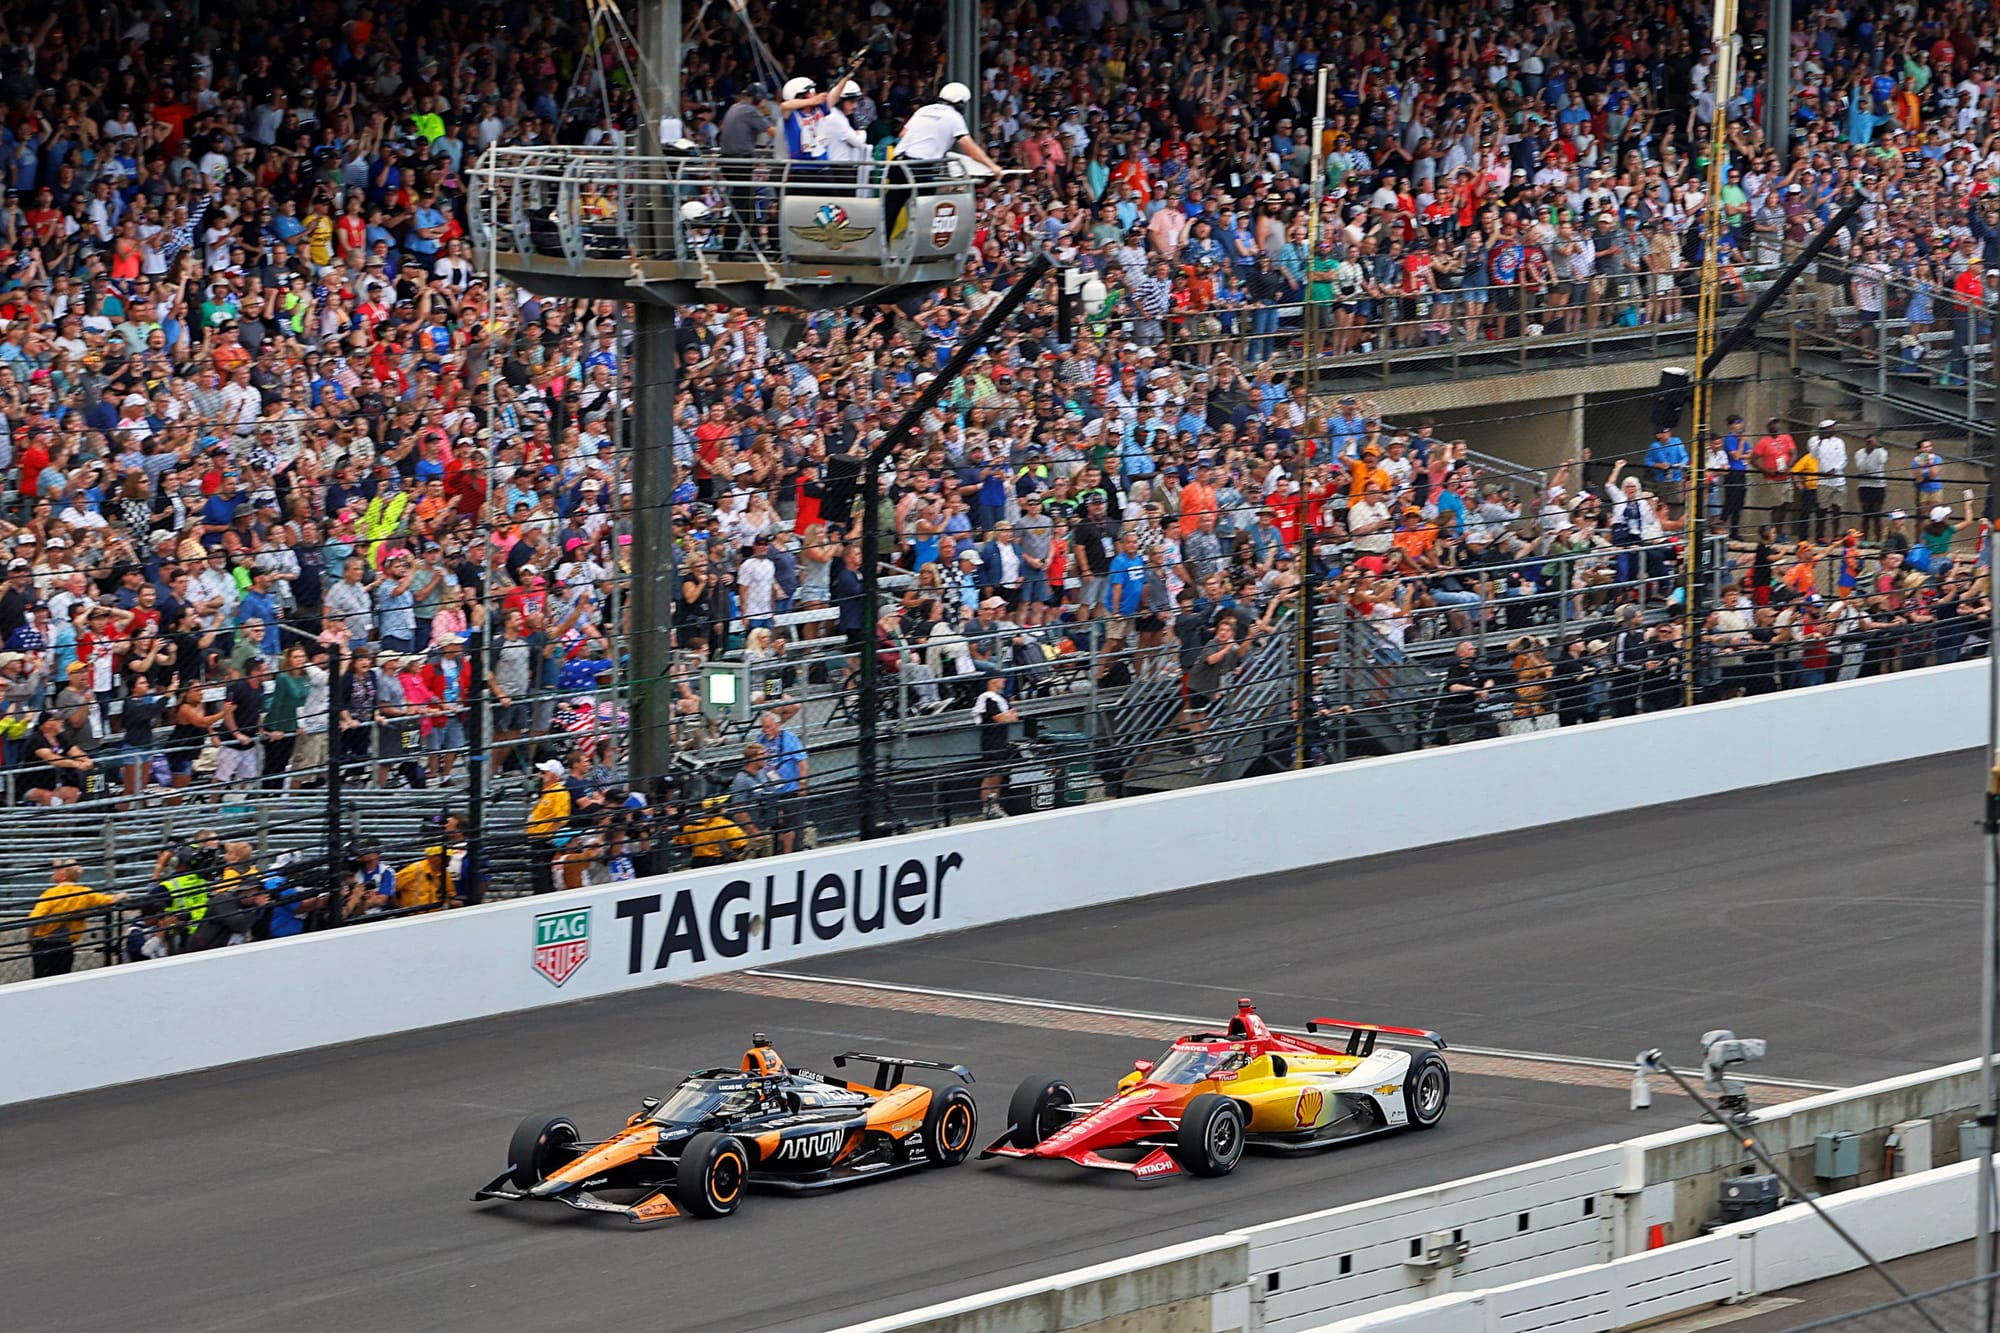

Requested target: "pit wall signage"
[{"left": 533, "top": 852, "right": 964, "bottom": 985}]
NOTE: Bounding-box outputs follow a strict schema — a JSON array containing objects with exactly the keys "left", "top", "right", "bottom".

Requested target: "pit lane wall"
[
  {"left": 0, "top": 660, "right": 1985, "bottom": 1107},
  {"left": 836, "top": 1059, "right": 1987, "bottom": 1333},
  {"left": 1323, "top": 1155, "right": 1984, "bottom": 1333}
]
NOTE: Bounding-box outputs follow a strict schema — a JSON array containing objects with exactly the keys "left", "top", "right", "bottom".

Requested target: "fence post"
[
  {"left": 1876, "top": 309, "right": 1888, "bottom": 398},
  {"left": 101, "top": 817, "right": 120, "bottom": 899}
]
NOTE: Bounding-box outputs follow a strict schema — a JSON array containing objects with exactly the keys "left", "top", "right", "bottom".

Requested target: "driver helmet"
[
  {"left": 782, "top": 77, "right": 817, "bottom": 102},
  {"left": 742, "top": 1033, "right": 785, "bottom": 1077}
]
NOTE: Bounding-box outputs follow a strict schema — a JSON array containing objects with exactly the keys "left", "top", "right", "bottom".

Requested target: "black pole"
[
  {"left": 857, "top": 253, "right": 1055, "bottom": 840},
  {"left": 629, "top": 301, "right": 680, "bottom": 788},
  {"left": 1700, "top": 188, "right": 1865, "bottom": 378},
  {"left": 325, "top": 638, "right": 346, "bottom": 926}
]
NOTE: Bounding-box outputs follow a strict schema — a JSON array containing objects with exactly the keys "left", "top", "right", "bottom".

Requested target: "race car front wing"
[
  {"left": 473, "top": 1174, "right": 682, "bottom": 1224},
  {"left": 979, "top": 1142, "right": 1182, "bottom": 1180}
]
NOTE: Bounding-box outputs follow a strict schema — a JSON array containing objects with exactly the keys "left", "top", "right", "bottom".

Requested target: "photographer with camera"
[
  {"left": 340, "top": 836, "right": 398, "bottom": 919},
  {"left": 154, "top": 832, "right": 223, "bottom": 929}
]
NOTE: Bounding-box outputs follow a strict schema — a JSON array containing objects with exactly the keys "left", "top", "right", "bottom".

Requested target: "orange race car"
[{"left": 474, "top": 1035, "right": 977, "bottom": 1223}]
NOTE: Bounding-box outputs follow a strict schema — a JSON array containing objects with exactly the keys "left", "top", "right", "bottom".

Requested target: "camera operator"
[
  {"left": 341, "top": 836, "right": 397, "bottom": 918},
  {"left": 154, "top": 831, "right": 222, "bottom": 927},
  {"left": 263, "top": 851, "right": 332, "bottom": 937},
  {"left": 188, "top": 873, "right": 273, "bottom": 951},
  {"left": 124, "top": 894, "right": 187, "bottom": 963}
]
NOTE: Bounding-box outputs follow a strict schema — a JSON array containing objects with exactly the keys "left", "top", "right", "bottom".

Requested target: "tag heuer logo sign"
[{"left": 533, "top": 908, "right": 591, "bottom": 987}]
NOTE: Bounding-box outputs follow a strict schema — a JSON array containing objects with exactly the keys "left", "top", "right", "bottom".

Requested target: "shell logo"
[{"left": 1293, "top": 1086, "right": 1325, "bottom": 1128}]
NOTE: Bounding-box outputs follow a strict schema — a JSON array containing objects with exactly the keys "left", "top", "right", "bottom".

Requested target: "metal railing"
[
  {"left": 1787, "top": 252, "right": 2000, "bottom": 422},
  {"left": 1146, "top": 261, "right": 1781, "bottom": 383},
  {"left": 470, "top": 144, "right": 977, "bottom": 286}
]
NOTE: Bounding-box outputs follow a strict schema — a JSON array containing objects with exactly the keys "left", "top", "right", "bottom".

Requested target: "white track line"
[{"left": 746, "top": 968, "right": 1841, "bottom": 1093}]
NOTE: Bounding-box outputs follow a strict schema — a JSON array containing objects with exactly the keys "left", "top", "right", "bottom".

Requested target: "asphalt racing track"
[{"left": 0, "top": 751, "right": 1983, "bottom": 1332}]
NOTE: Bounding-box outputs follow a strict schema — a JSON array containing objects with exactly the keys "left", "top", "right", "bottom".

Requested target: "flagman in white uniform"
[{"left": 889, "top": 83, "right": 999, "bottom": 237}]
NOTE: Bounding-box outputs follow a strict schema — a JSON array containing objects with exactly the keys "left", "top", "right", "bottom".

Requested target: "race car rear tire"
[
  {"left": 1007, "top": 1074, "right": 1076, "bottom": 1148},
  {"left": 676, "top": 1131, "right": 750, "bottom": 1218},
  {"left": 507, "top": 1114, "right": 580, "bottom": 1189},
  {"left": 1175, "top": 1093, "right": 1245, "bottom": 1178},
  {"left": 923, "top": 1085, "right": 979, "bottom": 1167},
  {"left": 1405, "top": 1053, "right": 1450, "bottom": 1130}
]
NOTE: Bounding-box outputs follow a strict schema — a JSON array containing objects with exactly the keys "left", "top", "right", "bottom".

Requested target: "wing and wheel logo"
[{"left": 790, "top": 203, "right": 874, "bottom": 250}]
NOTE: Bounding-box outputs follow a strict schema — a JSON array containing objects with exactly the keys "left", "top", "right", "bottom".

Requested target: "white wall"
[{"left": 1, "top": 660, "right": 1985, "bottom": 1107}]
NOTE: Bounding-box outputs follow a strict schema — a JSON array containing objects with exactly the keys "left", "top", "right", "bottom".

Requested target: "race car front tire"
[
  {"left": 1405, "top": 1052, "right": 1450, "bottom": 1130},
  {"left": 923, "top": 1085, "right": 979, "bottom": 1166},
  {"left": 1007, "top": 1074, "right": 1077, "bottom": 1148},
  {"left": 676, "top": 1131, "right": 750, "bottom": 1218},
  {"left": 1175, "top": 1093, "right": 1246, "bottom": 1177},
  {"left": 507, "top": 1114, "right": 580, "bottom": 1189}
]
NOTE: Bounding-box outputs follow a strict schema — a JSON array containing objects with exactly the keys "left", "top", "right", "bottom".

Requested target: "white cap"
[
  {"left": 1930, "top": 505, "right": 1951, "bottom": 521},
  {"left": 536, "top": 759, "right": 565, "bottom": 776},
  {"left": 1818, "top": 418, "right": 1836, "bottom": 429},
  {"left": 1889, "top": 510, "right": 1907, "bottom": 521}
]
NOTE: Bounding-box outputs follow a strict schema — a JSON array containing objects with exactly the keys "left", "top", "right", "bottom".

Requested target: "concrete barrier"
[
  {"left": 0, "top": 659, "right": 1984, "bottom": 1107},
  {"left": 833, "top": 1236, "right": 1252, "bottom": 1333}
]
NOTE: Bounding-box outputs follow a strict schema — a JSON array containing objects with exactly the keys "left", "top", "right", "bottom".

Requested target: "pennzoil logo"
[
  {"left": 791, "top": 203, "right": 873, "bottom": 250},
  {"left": 533, "top": 908, "right": 591, "bottom": 987}
]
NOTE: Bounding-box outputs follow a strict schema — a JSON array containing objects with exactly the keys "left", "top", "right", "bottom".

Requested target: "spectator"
[
  {"left": 757, "top": 709, "right": 808, "bottom": 855},
  {"left": 973, "top": 673, "right": 1018, "bottom": 820},
  {"left": 728, "top": 742, "right": 778, "bottom": 857}
]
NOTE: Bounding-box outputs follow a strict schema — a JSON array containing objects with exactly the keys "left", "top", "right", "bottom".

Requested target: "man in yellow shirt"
[
  {"left": 27, "top": 859, "right": 127, "bottom": 978},
  {"left": 526, "top": 759, "right": 573, "bottom": 895},
  {"left": 674, "top": 798, "right": 749, "bottom": 864},
  {"left": 394, "top": 846, "right": 456, "bottom": 912},
  {"left": 1789, "top": 450, "right": 1820, "bottom": 543}
]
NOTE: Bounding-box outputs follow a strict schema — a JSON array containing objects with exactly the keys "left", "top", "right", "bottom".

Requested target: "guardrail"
[
  {"left": 839, "top": 1056, "right": 1989, "bottom": 1333},
  {"left": 1160, "top": 261, "right": 1764, "bottom": 387}
]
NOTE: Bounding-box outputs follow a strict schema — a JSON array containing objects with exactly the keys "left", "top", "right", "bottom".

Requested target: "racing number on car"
[{"left": 1293, "top": 1087, "right": 1325, "bottom": 1128}]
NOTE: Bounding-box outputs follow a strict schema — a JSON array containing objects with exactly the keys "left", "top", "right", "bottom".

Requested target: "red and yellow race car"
[
  {"left": 982, "top": 998, "right": 1448, "bottom": 1182},
  {"left": 474, "top": 1035, "right": 977, "bottom": 1223}
]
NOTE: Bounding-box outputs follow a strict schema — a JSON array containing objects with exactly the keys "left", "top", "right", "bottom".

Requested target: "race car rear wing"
[
  {"left": 834, "top": 1051, "right": 976, "bottom": 1091},
  {"left": 1305, "top": 1019, "right": 1447, "bottom": 1057}
]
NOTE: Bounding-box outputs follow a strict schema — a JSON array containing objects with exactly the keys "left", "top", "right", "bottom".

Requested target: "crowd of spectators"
[{"left": 0, "top": 0, "right": 1995, "bottom": 859}]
